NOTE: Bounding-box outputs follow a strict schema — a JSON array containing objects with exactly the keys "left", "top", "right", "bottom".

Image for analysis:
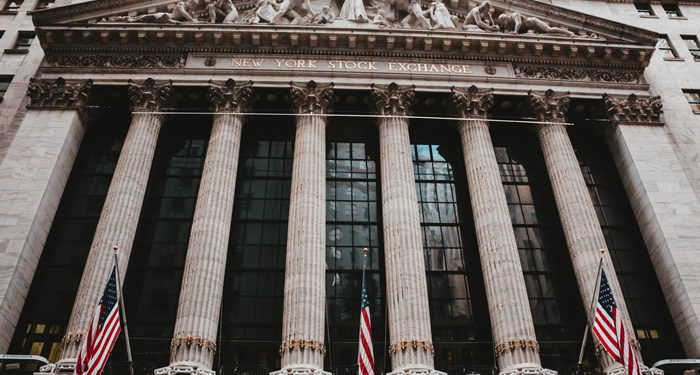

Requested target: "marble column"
[
  {"left": 528, "top": 90, "right": 643, "bottom": 372},
  {"left": 370, "top": 83, "right": 441, "bottom": 375},
  {"left": 58, "top": 79, "right": 172, "bottom": 369},
  {"left": 451, "top": 86, "right": 544, "bottom": 374},
  {"left": 0, "top": 78, "right": 92, "bottom": 354},
  {"left": 160, "top": 80, "right": 254, "bottom": 375},
  {"left": 273, "top": 81, "right": 333, "bottom": 375}
]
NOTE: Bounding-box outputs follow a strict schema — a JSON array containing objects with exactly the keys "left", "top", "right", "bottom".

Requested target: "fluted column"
[
  {"left": 58, "top": 79, "right": 172, "bottom": 369},
  {"left": 528, "top": 90, "right": 643, "bottom": 373},
  {"left": 370, "top": 83, "right": 440, "bottom": 375},
  {"left": 160, "top": 80, "right": 254, "bottom": 375},
  {"left": 273, "top": 81, "right": 333, "bottom": 375},
  {"left": 451, "top": 86, "right": 544, "bottom": 374}
]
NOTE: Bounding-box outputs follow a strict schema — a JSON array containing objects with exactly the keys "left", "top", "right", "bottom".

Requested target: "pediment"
[{"left": 32, "top": 0, "right": 656, "bottom": 45}]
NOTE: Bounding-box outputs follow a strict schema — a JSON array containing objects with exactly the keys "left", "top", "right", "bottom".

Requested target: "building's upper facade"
[{"left": 0, "top": 0, "right": 698, "bottom": 375}]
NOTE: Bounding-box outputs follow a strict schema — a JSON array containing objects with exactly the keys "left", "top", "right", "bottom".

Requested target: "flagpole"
[
  {"left": 577, "top": 248, "right": 606, "bottom": 365},
  {"left": 113, "top": 246, "right": 134, "bottom": 375}
]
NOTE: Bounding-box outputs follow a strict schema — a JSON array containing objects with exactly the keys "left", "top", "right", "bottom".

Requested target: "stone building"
[{"left": 0, "top": 0, "right": 698, "bottom": 374}]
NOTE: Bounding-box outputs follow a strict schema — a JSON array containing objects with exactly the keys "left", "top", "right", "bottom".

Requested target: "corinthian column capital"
[
  {"left": 208, "top": 79, "right": 254, "bottom": 113},
  {"left": 371, "top": 82, "right": 415, "bottom": 116},
  {"left": 289, "top": 80, "right": 334, "bottom": 114},
  {"left": 528, "top": 89, "right": 570, "bottom": 123},
  {"left": 451, "top": 85, "right": 494, "bottom": 118},
  {"left": 603, "top": 93, "right": 663, "bottom": 125},
  {"left": 27, "top": 77, "right": 93, "bottom": 110},
  {"left": 128, "top": 78, "right": 173, "bottom": 111}
]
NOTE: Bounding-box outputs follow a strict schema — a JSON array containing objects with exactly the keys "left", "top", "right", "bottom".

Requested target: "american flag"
[
  {"left": 358, "top": 268, "right": 374, "bottom": 375},
  {"left": 74, "top": 267, "right": 121, "bottom": 375},
  {"left": 593, "top": 270, "right": 640, "bottom": 375}
]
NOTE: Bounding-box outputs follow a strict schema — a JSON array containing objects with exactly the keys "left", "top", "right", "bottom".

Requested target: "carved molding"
[
  {"left": 514, "top": 65, "right": 643, "bottom": 83},
  {"left": 528, "top": 89, "right": 570, "bottom": 123},
  {"left": 208, "top": 79, "right": 254, "bottom": 113},
  {"left": 128, "top": 78, "right": 173, "bottom": 111},
  {"left": 289, "top": 80, "right": 334, "bottom": 114},
  {"left": 27, "top": 77, "right": 93, "bottom": 110},
  {"left": 451, "top": 85, "right": 494, "bottom": 119},
  {"left": 45, "top": 54, "right": 187, "bottom": 69},
  {"left": 603, "top": 93, "right": 663, "bottom": 125},
  {"left": 371, "top": 82, "right": 416, "bottom": 116}
]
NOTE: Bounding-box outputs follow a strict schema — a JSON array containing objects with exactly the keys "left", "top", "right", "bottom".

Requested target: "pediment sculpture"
[{"left": 104, "top": 0, "right": 597, "bottom": 38}]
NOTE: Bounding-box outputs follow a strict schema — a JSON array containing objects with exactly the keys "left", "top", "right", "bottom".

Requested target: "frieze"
[
  {"left": 513, "top": 64, "right": 643, "bottom": 83},
  {"left": 45, "top": 54, "right": 187, "bottom": 69}
]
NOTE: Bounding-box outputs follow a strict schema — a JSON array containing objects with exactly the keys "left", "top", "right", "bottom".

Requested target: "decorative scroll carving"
[
  {"left": 514, "top": 65, "right": 642, "bottom": 83},
  {"left": 27, "top": 77, "right": 93, "bottom": 110},
  {"left": 128, "top": 78, "right": 173, "bottom": 111},
  {"left": 289, "top": 80, "right": 334, "bottom": 114},
  {"left": 603, "top": 93, "right": 663, "bottom": 125},
  {"left": 528, "top": 89, "right": 570, "bottom": 123},
  {"left": 371, "top": 82, "right": 415, "bottom": 116},
  {"left": 45, "top": 54, "right": 187, "bottom": 69},
  {"left": 208, "top": 79, "right": 254, "bottom": 112},
  {"left": 451, "top": 85, "right": 494, "bottom": 119}
]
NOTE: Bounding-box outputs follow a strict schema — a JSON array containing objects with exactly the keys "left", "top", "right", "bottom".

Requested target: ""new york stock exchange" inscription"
[{"left": 188, "top": 55, "right": 510, "bottom": 77}]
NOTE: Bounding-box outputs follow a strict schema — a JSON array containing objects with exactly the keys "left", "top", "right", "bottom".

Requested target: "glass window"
[
  {"left": 3, "top": 0, "right": 22, "bottom": 11},
  {"left": 411, "top": 125, "right": 493, "bottom": 369},
  {"left": 682, "top": 35, "right": 700, "bottom": 60},
  {"left": 633, "top": 2, "right": 654, "bottom": 16},
  {"left": 492, "top": 127, "right": 586, "bottom": 368},
  {"left": 657, "top": 36, "right": 679, "bottom": 59},
  {"left": 13, "top": 31, "right": 34, "bottom": 51},
  {"left": 683, "top": 90, "right": 700, "bottom": 113},
  {"left": 661, "top": 3, "right": 682, "bottom": 17},
  {"left": 326, "top": 125, "right": 388, "bottom": 372},
  {"left": 120, "top": 118, "right": 209, "bottom": 365},
  {"left": 219, "top": 118, "right": 294, "bottom": 371},
  {"left": 0, "top": 76, "right": 11, "bottom": 103}
]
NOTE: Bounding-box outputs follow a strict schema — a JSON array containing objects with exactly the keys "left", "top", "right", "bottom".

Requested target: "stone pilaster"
[
  {"left": 0, "top": 78, "right": 92, "bottom": 353},
  {"left": 371, "top": 83, "right": 440, "bottom": 375},
  {"left": 451, "top": 86, "right": 543, "bottom": 374},
  {"left": 529, "top": 90, "right": 643, "bottom": 373},
  {"left": 160, "top": 80, "right": 254, "bottom": 375},
  {"left": 57, "top": 79, "right": 172, "bottom": 369},
  {"left": 273, "top": 81, "right": 333, "bottom": 375},
  {"left": 604, "top": 94, "right": 700, "bottom": 358}
]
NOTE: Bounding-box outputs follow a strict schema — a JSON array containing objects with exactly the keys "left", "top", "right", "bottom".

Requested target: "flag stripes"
[
  {"left": 592, "top": 270, "right": 640, "bottom": 375},
  {"left": 358, "top": 266, "right": 374, "bottom": 375}
]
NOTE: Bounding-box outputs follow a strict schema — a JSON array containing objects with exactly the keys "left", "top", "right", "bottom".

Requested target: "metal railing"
[
  {"left": 219, "top": 364, "right": 272, "bottom": 375},
  {"left": 447, "top": 365, "right": 498, "bottom": 375},
  {"left": 101, "top": 361, "right": 155, "bottom": 375},
  {"left": 555, "top": 364, "right": 600, "bottom": 375}
]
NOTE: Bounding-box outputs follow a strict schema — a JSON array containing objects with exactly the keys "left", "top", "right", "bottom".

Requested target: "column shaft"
[
  {"left": 458, "top": 119, "right": 541, "bottom": 371},
  {"left": 536, "top": 122, "right": 642, "bottom": 370},
  {"left": 169, "top": 113, "right": 244, "bottom": 372},
  {"left": 60, "top": 112, "right": 163, "bottom": 361},
  {"left": 280, "top": 113, "right": 327, "bottom": 370},
  {"left": 379, "top": 116, "right": 434, "bottom": 371}
]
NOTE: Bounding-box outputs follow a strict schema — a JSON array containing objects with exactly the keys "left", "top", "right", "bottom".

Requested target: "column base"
[
  {"left": 605, "top": 366, "right": 663, "bottom": 375},
  {"left": 388, "top": 368, "right": 447, "bottom": 375},
  {"left": 271, "top": 367, "right": 332, "bottom": 375},
  {"left": 43, "top": 361, "right": 75, "bottom": 372},
  {"left": 155, "top": 365, "right": 216, "bottom": 375},
  {"left": 499, "top": 367, "right": 557, "bottom": 375}
]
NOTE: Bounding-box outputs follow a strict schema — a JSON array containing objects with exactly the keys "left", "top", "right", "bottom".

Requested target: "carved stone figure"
[
  {"left": 312, "top": 6, "right": 336, "bottom": 23},
  {"left": 386, "top": 0, "right": 431, "bottom": 29},
  {"left": 496, "top": 11, "right": 574, "bottom": 36},
  {"left": 275, "top": 0, "right": 317, "bottom": 24},
  {"left": 428, "top": 0, "right": 455, "bottom": 29},
  {"left": 206, "top": 0, "right": 238, "bottom": 23},
  {"left": 463, "top": 1, "right": 499, "bottom": 32},
  {"left": 113, "top": 0, "right": 199, "bottom": 23},
  {"left": 372, "top": 9, "right": 392, "bottom": 27},
  {"left": 339, "top": 0, "right": 368, "bottom": 22}
]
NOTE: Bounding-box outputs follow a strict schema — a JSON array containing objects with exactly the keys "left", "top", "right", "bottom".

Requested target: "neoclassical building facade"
[{"left": 0, "top": 0, "right": 698, "bottom": 375}]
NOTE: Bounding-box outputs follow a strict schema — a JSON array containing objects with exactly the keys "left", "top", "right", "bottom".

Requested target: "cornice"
[{"left": 35, "top": 24, "right": 654, "bottom": 69}]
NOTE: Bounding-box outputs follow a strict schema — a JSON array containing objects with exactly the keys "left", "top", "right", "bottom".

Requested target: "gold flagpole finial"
[{"left": 363, "top": 248, "right": 368, "bottom": 253}]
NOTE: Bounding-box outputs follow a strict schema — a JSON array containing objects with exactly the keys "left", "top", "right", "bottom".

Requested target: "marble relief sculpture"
[{"left": 104, "top": 0, "right": 593, "bottom": 38}]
